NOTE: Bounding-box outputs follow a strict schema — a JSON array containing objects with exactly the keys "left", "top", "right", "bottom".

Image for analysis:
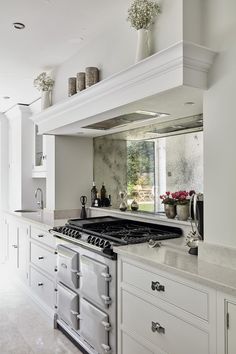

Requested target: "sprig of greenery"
[
  {"left": 34, "top": 72, "right": 54, "bottom": 92},
  {"left": 127, "top": 0, "right": 160, "bottom": 30}
]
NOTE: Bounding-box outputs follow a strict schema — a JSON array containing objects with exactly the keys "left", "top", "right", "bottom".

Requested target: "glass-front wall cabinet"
[
  {"left": 32, "top": 125, "right": 46, "bottom": 177},
  {"left": 93, "top": 114, "right": 203, "bottom": 213}
]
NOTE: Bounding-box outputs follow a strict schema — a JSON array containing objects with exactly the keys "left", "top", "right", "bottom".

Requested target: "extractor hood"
[{"left": 31, "top": 41, "right": 216, "bottom": 137}]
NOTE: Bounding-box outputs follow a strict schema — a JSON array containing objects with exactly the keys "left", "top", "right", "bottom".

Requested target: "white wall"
[
  {"left": 203, "top": 0, "right": 236, "bottom": 248},
  {"left": 55, "top": 136, "right": 93, "bottom": 210},
  {"left": 0, "top": 114, "right": 9, "bottom": 210},
  {"left": 52, "top": 0, "right": 183, "bottom": 103}
]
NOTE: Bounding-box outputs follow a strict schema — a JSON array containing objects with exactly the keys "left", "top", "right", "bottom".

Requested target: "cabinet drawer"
[
  {"left": 30, "top": 266, "right": 55, "bottom": 310},
  {"left": 122, "top": 261, "right": 208, "bottom": 320},
  {"left": 31, "top": 242, "right": 57, "bottom": 276},
  {"left": 122, "top": 290, "right": 209, "bottom": 354},
  {"left": 121, "top": 332, "right": 156, "bottom": 354},
  {"left": 31, "top": 226, "right": 56, "bottom": 249}
]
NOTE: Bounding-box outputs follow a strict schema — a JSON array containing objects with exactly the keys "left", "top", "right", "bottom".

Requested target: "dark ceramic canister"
[
  {"left": 68, "top": 77, "right": 77, "bottom": 96},
  {"left": 85, "top": 67, "right": 99, "bottom": 88},
  {"left": 77, "top": 72, "right": 86, "bottom": 91}
]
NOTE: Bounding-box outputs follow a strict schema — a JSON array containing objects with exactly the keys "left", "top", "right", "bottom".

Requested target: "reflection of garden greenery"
[{"left": 127, "top": 141, "right": 155, "bottom": 195}]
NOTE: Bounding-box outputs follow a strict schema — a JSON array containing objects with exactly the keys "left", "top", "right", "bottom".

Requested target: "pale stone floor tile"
[{"left": 0, "top": 265, "right": 82, "bottom": 354}]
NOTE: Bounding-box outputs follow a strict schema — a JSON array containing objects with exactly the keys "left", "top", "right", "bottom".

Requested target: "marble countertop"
[
  {"left": 4, "top": 210, "right": 67, "bottom": 229},
  {"left": 114, "top": 240, "right": 236, "bottom": 297}
]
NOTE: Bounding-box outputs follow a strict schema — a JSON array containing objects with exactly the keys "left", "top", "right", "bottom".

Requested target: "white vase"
[
  {"left": 135, "top": 29, "right": 151, "bottom": 63},
  {"left": 41, "top": 90, "right": 52, "bottom": 110}
]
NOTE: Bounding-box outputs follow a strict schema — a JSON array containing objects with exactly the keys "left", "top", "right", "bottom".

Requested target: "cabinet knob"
[
  {"left": 38, "top": 256, "right": 44, "bottom": 260},
  {"left": 38, "top": 282, "right": 43, "bottom": 286},
  {"left": 12, "top": 244, "right": 18, "bottom": 248},
  {"left": 38, "top": 234, "right": 44, "bottom": 238},
  {"left": 151, "top": 281, "right": 165, "bottom": 292},
  {"left": 151, "top": 321, "right": 165, "bottom": 334}
]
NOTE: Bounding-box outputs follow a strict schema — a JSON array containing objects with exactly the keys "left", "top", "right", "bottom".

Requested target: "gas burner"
[{"left": 52, "top": 216, "right": 182, "bottom": 257}]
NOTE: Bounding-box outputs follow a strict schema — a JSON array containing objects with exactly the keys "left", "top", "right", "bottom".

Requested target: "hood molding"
[{"left": 32, "top": 41, "right": 216, "bottom": 136}]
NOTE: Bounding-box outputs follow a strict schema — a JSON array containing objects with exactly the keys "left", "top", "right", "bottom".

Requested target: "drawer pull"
[
  {"left": 151, "top": 281, "right": 165, "bottom": 292},
  {"left": 38, "top": 282, "right": 44, "bottom": 286},
  {"left": 38, "top": 256, "right": 44, "bottom": 260},
  {"left": 12, "top": 244, "right": 18, "bottom": 248},
  {"left": 151, "top": 321, "right": 165, "bottom": 334},
  {"left": 38, "top": 234, "right": 44, "bottom": 238}
]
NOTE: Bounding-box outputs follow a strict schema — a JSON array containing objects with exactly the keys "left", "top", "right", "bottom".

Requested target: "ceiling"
[{"left": 0, "top": 0, "right": 123, "bottom": 113}]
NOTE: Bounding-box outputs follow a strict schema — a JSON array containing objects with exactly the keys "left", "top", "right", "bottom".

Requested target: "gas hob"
[{"left": 51, "top": 216, "right": 182, "bottom": 257}]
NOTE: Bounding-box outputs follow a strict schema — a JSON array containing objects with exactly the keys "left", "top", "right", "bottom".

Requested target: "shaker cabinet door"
[{"left": 227, "top": 302, "right": 236, "bottom": 354}]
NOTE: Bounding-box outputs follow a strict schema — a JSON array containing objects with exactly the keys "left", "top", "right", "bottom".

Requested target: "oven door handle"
[
  {"left": 70, "top": 310, "right": 79, "bottom": 318},
  {"left": 101, "top": 321, "right": 111, "bottom": 331},
  {"left": 71, "top": 269, "right": 82, "bottom": 277},
  {"left": 101, "top": 272, "right": 112, "bottom": 282},
  {"left": 101, "top": 344, "right": 112, "bottom": 353}
]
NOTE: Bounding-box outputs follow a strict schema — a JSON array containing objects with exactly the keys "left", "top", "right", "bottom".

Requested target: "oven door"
[
  {"left": 79, "top": 298, "right": 111, "bottom": 354},
  {"left": 57, "top": 245, "right": 79, "bottom": 289},
  {"left": 80, "top": 255, "right": 111, "bottom": 308},
  {"left": 57, "top": 282, "right": 79, "bottom": 330}
]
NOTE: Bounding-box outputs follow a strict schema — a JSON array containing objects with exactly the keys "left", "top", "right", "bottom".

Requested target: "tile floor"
[{"left": 0, "top": 265, "right": 82, "bottom": 354}]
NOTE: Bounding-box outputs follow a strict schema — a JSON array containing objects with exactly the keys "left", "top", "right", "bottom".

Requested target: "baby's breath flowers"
[
  {"left": 34, "top": 72, "right": 54, "bottom": 91},
  {"left": 127, "top": 0, "right": 160, "bottom": 30}
]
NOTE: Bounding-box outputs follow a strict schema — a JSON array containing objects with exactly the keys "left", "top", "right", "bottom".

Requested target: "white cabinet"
[
  {"left": 217, "top": 294, "right": 236, "bottom": 354},
  {"left": 32, "top": 124, "right": 47, "bottom": 178},
  {"left": 6, "top": 217, "right": 29, "bottom": 283},
  {"left": 118, "top": 256, "right": 217, "bottom": 354},
  {"left": 227, "top": 301, "right": 236, "bottom": 354}
]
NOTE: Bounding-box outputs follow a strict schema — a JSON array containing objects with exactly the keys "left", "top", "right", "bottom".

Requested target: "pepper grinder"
[{"left": 80, "top": 195, "right": 87, "bottom": 219}]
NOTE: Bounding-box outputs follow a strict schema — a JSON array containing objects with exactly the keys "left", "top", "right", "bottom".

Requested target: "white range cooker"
[{"left": 50, "top": 216, "right": 182, "bottom": 354}]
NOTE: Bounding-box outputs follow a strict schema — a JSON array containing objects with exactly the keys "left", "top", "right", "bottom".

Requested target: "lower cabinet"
[
  {"left": 227, "top": 301, "right": 236, "bottom": 354},
  {"left": 118, "top": 256, "right": 217, "bottom": 354},
  {"left": 29, "top": 265, "right": 55, "bottom": 310}
]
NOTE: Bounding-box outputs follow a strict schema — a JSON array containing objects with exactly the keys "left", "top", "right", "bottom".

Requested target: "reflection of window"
[
  {"left": 127, "top": 141, "right": 155, "bottom": 212},
  {"left": 126, "top": 132, "right": 203, "bottom": 213}
]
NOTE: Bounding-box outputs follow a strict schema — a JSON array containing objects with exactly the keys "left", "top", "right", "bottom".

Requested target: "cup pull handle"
[
  {"left": 151, "top": 281, "right": 165, "bottom": 292},
  {"left": 151, "top": 321, "right": 165, "bottom": 334}
]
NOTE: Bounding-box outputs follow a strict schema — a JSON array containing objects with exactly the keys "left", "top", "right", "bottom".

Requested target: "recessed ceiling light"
[
  {"left": 184, "top": 101, "right": 195, "bottom": 105},
  {"left": 13, "top": 22, "right": 25, "bottom": 30},
  {"left": 3, "top": 96, "right": 10, "bottom": 99}
]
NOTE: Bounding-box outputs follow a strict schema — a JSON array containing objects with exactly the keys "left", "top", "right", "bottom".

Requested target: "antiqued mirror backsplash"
[{"left": 93, "top": 116, "right": 203, "bottom": 213}]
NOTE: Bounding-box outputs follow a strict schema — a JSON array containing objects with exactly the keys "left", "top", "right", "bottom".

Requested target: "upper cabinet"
[
  {"left": 32, "top": 41, "right": 216, "bottom": 137},
  {"left": 32, "top": 124, "right": 47, "bottom": 178}
]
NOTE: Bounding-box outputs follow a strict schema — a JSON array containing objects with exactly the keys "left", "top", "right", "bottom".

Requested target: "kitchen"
[{"left": 0, "top": 1, "right": 236, "bottom": 354}]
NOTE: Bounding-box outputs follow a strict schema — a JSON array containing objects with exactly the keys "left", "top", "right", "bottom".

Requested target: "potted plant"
[
  {"left": 172, "top": 190, "right": 195, "bottom": 221},
  {"left": 160, "top": 192, "right": 176, "bottom": 219},
  {"left": 33, "top": 72, "right": 54, "bottom": 110},
  {"left": 127, "top": 0, "right": 161, "bottom": 62}
]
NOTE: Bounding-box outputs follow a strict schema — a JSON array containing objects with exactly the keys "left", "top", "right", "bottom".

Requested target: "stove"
[
  {"left": 51, "top": 216, "right": 182, "bottom": 354},
  {"left": 51, "top": 216, "right": 182, "bottom": 258}
]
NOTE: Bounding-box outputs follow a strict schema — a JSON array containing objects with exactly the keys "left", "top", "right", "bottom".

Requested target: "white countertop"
[
  {"left": 114, "top": 240, "right": 236, "bottom": 296},
  {"left": 4, "top": 210, "right": 67, "bottom": 229}
]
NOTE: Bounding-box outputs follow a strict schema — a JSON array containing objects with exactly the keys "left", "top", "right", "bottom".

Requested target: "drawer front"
[
  {"left": 31, "top": 242, "right": 57, "bottom": 276},
  {"left": 31, "top": 226, "right": 56, "bottom": 249},
  {"left": 30, "top": 266, "right": 55, "bottom": 309},
  {"left": 121, "top": 332, "right": 155, "bottom": 354},
  {"left": 122, "top": 290, "right": 209, "bottom": 354},
  {"left": 122, "top": 261, "right": 208, "bottom": 320}
]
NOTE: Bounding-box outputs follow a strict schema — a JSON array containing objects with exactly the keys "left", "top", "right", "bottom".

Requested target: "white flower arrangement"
[
  {"left": 33, "top": 72, "right": 54, "bottom": 91},
  {"left": 127, "top": 0, "right": 160, "bottom": 30}
]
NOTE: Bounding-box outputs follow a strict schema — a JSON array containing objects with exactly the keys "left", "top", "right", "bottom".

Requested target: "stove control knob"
[
  {"left": 74, "top": 231, "right": 80, "bottom": 239},
  {"left": 104, "top": 240, "right": 111, "bottom": 249},
  {"left": 99, "top": 239, "right": 105, "bottom": 248},
  {"left": 90, "top": 236, "right": 96, "bottom": 245},
  {"left": 87, "top": 235, "right": 92, "bottom": 243},
  {"left": 95, "top": 238, "right": 100, "bottom": 246}
]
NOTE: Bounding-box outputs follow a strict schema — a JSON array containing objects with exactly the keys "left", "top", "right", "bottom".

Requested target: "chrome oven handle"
[
  {"left": 101, "top": 272, "right": 112, "bottom": 282},
  {"left": 61, "top": 263, "right": 67, "bottom": 269},
  {"left": 101, "top": 344, "right": 112, "bottom": 353}
]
